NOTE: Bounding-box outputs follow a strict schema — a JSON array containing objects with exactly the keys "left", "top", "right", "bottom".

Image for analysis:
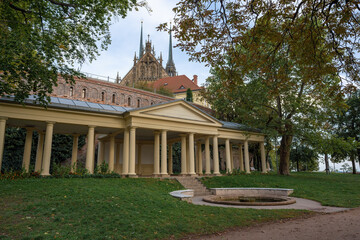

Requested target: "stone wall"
[{"left": 52, "top": 76, "right": 174, "bottom": 108}]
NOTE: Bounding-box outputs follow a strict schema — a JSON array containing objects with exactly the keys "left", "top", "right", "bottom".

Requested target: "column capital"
[
  {"left": 87, "top": 125, "right": 96, "bottom": 129},
  {"left": 47, "top": 121, "right": 56, "bottom": 125},
  {"left": 25, "top": 127, "right": 35, "bottom": 131},
  {"left": 72, "top": 133, "right": 81, "bottom": 137},
  {"left": 154, "top": 130, "right": 161, "bottom": 135},
  {"left": 179, "top": 133, "right": 188, "bottom": 137}
]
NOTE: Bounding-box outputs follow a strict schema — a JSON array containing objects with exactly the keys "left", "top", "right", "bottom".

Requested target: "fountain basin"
[{"left": 203, "top": 188, "right": 296, "bottom": 206}]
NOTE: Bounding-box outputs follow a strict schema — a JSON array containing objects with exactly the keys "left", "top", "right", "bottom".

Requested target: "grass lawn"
[
  {"left": 0, "top": 178, "right": 308, "bottom": 239},
  {"left": 202, "top": 172, "right": 360, "bottom": 208}
]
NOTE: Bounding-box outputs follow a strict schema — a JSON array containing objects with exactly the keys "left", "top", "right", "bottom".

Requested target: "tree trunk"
[
  {"left": 350, "top": 155, "right": 357, "bottom": 174},
  {"left": 357, "top": 148, "right": 360, "bottom": 170},
  {"left": 296, "top": 156, "right": 299, "bottom": 172},
  {"left": 279, "top": 134, "right": 293, "bottom": 175},
  {"left": 324, "top": 153, "right": 330, "bottom": 174}
]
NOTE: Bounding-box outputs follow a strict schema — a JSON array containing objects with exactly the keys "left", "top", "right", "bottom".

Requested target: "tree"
[
  {"left": 0, "top": 0, "right": 142, "bottom": 105},
  {"left": 160, "top": 0, "right": 360, "bottom": 175},
  {"left": 186, "top": 88, "right": 193, "bottom": 102},
  {"left": 335, "top": 91, "right": 360, "bottom": 173},
  {"left": 290, "top": 142, "right": 319, "bottom": 172}
]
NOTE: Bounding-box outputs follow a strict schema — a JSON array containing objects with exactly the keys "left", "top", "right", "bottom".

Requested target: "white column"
[
  {"left": 0, "top": 118, "right": 7, "bottom": 171},
  {"left": 180, "top": 134, "right": 187, "bottom": 175},
  {"left": 225, "top": 139, "right": 231, "bottom": 173},
  {"left": 196, "top": 141, "right": 202, "bottom": 174},
  {"left": 260, "top": 142, "right": 267, "bottom": 173},
  {"left": 41, "top": 122, "right": 55, "bottom": 176},
  {"left": 213, "top": 136, "right": 220, "bottom": 175},
  {"left": 128, "top": 127, "right": 136, "bottom": 176},
  {"left": 85, "top": 126, "right": 95, "bottom": 174},
  {"left": 186, "top": 139, "right": 190, "bottom": 173},
  {"left": 115, "top": 143, "right": 121, "bottom": 173},
  {"left": 238, "top": 144, "right": 244, "bottom": 172},
  {"left": 244, "top": 140, "right": 250, "bottom": 174},
  {"left": 97, "top": 140, "right": 105, "bottom": 167},
  {"left": 188, "top": 133, "right": 196, "bottom": 175},
  {"left": 22, "top": 128, "right": 34, "bottom": 172},
  {"left": 230, "top": 143, "right": 234, "bottom": 170},
  {"left": 168, "top": 144, "right": 173, "bottom": 175},
  {"left": 137, "top": 144, "right": 142, "bottom": 175},
  {"left": 71, "top": 134, "right": 79, "bottom": 173},
  {"left": 161, "top": 130, "right": 168, "bottom": 176},
  {"left": 108, "top": 135, "right": 115, "bottom": 172},
  {"left": 34, "top": 131, "right": 45, "bottom": 172},
  {"left": 122, "top": 128, "right": 129, "bottom": 175},
  {"left": 153, "top": 131, "right": 160, "bottom": 175},
  {"left": 205, "top": 136, "right": 211, "bottom": 174}
]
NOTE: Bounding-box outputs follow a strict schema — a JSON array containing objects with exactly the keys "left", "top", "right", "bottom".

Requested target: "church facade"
[{"left": 121, "top": 22, "right": 177, "bottom": 86}]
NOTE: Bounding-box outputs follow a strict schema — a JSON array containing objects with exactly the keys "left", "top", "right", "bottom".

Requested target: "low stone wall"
[
  {"left": 209, "top": 188, "right": 293, "bottom": 198},
  {"left": 170, "top": 189, "right": 194, "bottom": 203}
]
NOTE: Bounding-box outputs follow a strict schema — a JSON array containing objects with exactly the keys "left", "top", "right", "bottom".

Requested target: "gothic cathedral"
[{"left": 120, "top": 22, "right": 177, "bottom": 86}]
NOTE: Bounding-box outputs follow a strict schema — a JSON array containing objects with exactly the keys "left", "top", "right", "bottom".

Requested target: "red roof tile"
[{"left": 152, "top": 75, "right": 202, "bottom": 93}]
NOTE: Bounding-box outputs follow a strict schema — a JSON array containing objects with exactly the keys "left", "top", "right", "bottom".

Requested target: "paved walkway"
[{"left": 192, "top": 196, "right": 349, "bottom": 213}]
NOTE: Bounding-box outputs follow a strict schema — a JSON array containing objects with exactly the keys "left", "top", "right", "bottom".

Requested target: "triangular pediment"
[{"left": 130, "top": 101, "right": 221, "bottom": 125}]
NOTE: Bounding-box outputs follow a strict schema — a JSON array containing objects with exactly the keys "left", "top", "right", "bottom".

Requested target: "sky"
[{"left": 79, "top": 0, "right": 210, "bottom": 85}]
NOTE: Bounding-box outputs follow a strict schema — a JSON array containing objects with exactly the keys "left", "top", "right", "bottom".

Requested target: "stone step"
[{"left": 175, "top": 177, "right": 210, "bottom": 196}]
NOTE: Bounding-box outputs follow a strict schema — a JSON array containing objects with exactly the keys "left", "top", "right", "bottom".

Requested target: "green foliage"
[
  {"left": 2, "top": 128, "right": 37, "bottom": 172},
  {"left": 0, "top": 0, "right": 140, "bottom": 104},
  {"left": 202, "top": 172, "right": 360, "bottom": 208},
  {"left": 290, "top": 142, "right": 319, "bottom": 172},
  {"left": 0, "top": 178, "right": 309, "bottom": 239},
  {"left": 186, "top": 88, "right": 193, "bottom": 102},
  {"left": 94, "top": 162, "right": 110, "bottom": 174},
  {"left": 163, "top": 0, "right": 360, "bottom": 175},
  {"left": 1, "top": 127, "right": 86, "bottom": 173}
]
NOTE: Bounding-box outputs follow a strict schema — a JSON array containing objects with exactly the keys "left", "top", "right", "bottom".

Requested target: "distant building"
[
  {"left": 153, "top": 75, "right": 211, "bottom": 108},
  {"left": 120, "top": 22, "right": 176, "bottom": 86}
]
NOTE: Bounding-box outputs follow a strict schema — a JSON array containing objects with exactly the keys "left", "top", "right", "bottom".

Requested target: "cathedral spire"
[
  {"left": 139, "top": 21, "right": 144, "bottom": 59},
  {"left": 166, "top": 22, "right": 176, "bottom": 77}
]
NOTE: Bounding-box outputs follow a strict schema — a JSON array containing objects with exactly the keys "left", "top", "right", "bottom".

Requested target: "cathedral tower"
[{"left": 165, "top": 23, "right": 177, "bottom": 77}]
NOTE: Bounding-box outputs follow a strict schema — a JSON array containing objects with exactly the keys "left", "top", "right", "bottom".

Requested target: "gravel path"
[{"left": 190, "top": 207, "right": 360, "bottom": 240}]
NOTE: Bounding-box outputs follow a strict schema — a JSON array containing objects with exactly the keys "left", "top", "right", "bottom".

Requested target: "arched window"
[
  {"left": 82, "top": 89, "right": 86, "bottom": 98},
  {"left": 151, "top": 101, "right": 154, "bottom": 105},
  {"left": 101, "top": 92, "right": 105, "bottom": 101},
  {"left": 112, "top": 94, "right": 116, "bottom": 104},
  {"left": 69, "top": 87, "right": 73, "bottom": 97},
  {"left": 128, "top": 97, "right": 131, "bottom": 107},
  {"left": 137, "top": 99, "right": 141, "bottom": 108}
]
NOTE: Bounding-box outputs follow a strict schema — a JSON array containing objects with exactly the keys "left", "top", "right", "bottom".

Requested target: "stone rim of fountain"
[{"left": 202, "top": 187, "right": 296, "bottom": 206}]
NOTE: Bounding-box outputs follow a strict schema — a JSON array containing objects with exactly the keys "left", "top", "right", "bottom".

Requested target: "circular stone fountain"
[{"left": 202, "top": 188, "right": 296, "bottom": 206}]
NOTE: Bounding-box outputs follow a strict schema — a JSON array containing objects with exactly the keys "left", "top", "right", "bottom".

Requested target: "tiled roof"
[
  {"left": 0, "top": 95, "right": 130, "bottom": 114},
  {"left": 220, "top": 121, "right": 262, "bottom": 133},
  {"left": 152, "top": 75, "right": 202, "bottom": 93}
]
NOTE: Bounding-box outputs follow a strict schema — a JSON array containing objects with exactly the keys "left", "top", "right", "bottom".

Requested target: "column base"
[
  {"left": 187, "top": 173, "right": 197, "bottom": 176},
  {"left": 160, "top": 174, "right": 170, "bottom": 178},
  {"left": 213, "top": 173, "right": 222, "bottom": 176},
  {"left": 128, "top": 174, "right": 138, "bottom": 178}
]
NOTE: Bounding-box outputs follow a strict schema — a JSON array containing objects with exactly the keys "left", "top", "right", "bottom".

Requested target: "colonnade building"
[{"left": 0, "top": 95, "right": 268, "bottom": 176}]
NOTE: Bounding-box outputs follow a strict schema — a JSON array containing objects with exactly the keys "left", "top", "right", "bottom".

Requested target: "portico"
[{"left": 0, "top": 96, "right": 267, "bottom": 176}]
